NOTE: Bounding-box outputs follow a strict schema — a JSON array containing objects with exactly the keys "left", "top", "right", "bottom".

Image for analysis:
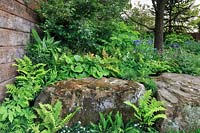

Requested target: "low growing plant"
[
  {"left": 165, "top": 33, "right": 193, "bottom": 46},
  {"left": 0, "top": 56, "right": 48, "bottom": 132},
  {"left": 58, "top": 122, "right": 91, "bottom": 133},
  {"left": 90, "top": 112, "right": 124, "bottom": 133},
  {"left": 124, "top": 90, "right": 166, "bottom": 132},
  {"left": 90, "top": 112, "right": 140, "bottom": 133},
  {"left": 0, "top": 56, "right": 79, "bottom": 133},
  {"left": 31, "top": 101, "right": 80, "bottom": 133}
]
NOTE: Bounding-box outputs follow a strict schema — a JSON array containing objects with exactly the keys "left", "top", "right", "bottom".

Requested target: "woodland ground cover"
[{"left": 1, "top": 0, "right": 200, "bottom": 132}]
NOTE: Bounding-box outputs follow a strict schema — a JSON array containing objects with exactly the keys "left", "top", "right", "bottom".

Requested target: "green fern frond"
[
  {"left": 6, "top": 84, "right": 17, "bottom": 94},
  {"left": 53, "top": 101, "right": 62, "bottom": 121},
  {"left": 15, "top": 76, "right": 28, "bottom": 81},
  {"left": 58, "top": 106, "right": 81, "bottom": 130},
  {"left": 144, "top": 106, "right": 166, "bottom": 121},
  {"left": 139, "top": 90, "right": 152, "bottom": 106},
  {"left": 151, "top": 114, "right": 167, "bottom": 122},
  {"left": 34, "top": 101, "right": 80, "bottom": 132},
  {"left": 124, "top": 90, "right": 166, "bottom": 129},
  {"left": 124, "top": 101, "right": 139, "bottom": 113}
]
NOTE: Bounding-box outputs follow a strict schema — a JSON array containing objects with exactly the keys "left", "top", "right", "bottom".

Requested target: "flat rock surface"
[
  {"left": 154, "top": 73, "right": 200, "bottom": 132},
  {"left": 35, "top": 77, "right": 145, "bottom": 125}
]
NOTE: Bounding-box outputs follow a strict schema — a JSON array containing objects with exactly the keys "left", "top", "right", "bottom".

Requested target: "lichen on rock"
[{"left": 34, "top": 77, "right": 145, "bottom": 125}]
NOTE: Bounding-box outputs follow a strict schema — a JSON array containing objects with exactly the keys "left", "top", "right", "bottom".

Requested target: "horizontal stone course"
[
  {"left": 0, "top": 10, "right": 34, "bottom": 32},
  {"left": 0, "top": 28, "right": 30, "bottom": 47},
  {"left": 0, "top": 0, "right": 37, "bottom": 102},
  {"left": 0, "top": 0, "right": 37, "bottom": 22},
  {"left": 16, "top": 0, "right": 39, "bottom": 10},
  {"left": 0, "top": 78, "right": 15, "bottom": 102},
  {"left": 0, "top": 62, "right": 17, "bottom": 83},
  {"left": 0, "top": 46, "right": 25, "bottom": 64}
]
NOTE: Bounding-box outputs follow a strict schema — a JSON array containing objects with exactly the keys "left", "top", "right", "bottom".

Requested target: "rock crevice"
[{"left": 155, "top": 73, "right": 200, "bottom": 132}]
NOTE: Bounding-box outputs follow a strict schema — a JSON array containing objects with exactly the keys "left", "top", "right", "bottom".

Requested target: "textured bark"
[{"left": 153, "top": 0, "right": 167, "bottom": 53}]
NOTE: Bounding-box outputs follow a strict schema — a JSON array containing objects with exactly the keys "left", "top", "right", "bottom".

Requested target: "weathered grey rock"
[
  {"left": 154, "top": 73, "right": 200, "bottom": 132},
  {"left": 35, "top": 77, "right": 145, "bottom": 125}
]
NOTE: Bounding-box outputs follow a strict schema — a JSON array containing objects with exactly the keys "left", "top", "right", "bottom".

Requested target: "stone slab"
[
  {"left": 0, "top": 28, "right": 30, "bottom": 47},
  {"left": 0, "top": 78, "right": 15, "bottom": 102},
  {"left": 0, "top": 10, "right": 34, "bottom": 32},
  {"left": 154, "top": 73, "right": 200, "bottom": 132},
  {"left": 0, "top": 0, "right": 37, "bottom": 22},
  {"left": 0, "top": 62, "right": 17, "bottom": 83},
  {"left": 0, "top": 46, "right": 25, "bottom": 64}
]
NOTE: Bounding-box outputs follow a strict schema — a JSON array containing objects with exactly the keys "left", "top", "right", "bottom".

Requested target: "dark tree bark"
[
  {"left": 168, "top": 0, "right": 173, "bottom": 33},
  {"left": 152, "top": 0, "right": 167, "bottom": 53}
]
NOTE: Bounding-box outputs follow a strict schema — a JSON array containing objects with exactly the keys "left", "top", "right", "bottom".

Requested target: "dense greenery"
[
  {"left": 59, "top": 91, "right": 166, "bottom": 133},
  {"left": 36, "top": 0, "right": 129, "bottom": 52},
  {"left": 164, "top": 0, "right": 199, "bottom": 33},
  {"left": 0, "top": 57, "right": 79, "bottom": 132},
  {"left": 124, "top": 90, "right": 166, "bottom": 132},
  {"left": 1, "top": 0, "right": 200, "bottom": 132}
]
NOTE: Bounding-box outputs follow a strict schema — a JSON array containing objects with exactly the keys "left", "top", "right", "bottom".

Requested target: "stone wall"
[{"left": 0, "top": 0, "right": 38, "bottom": 101}]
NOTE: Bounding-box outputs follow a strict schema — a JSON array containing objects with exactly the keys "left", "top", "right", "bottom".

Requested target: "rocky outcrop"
[
  {"left": 154, "top": 73, "right": 200, "bottom": 132},
  {"left": 35, "top": 77, "right": 145, "bottom": 125}
]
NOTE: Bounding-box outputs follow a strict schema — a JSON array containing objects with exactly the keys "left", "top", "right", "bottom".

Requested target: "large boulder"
[
  {"left": 154, "top": 73, "right": 200, "bottom": 132},
  {"left": 35, "top": 77, "right": 145, "bottom": 125}
]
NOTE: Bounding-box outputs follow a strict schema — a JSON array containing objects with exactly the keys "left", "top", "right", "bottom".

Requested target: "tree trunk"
[
  {"left": 168, "top": 0, "right": 173, "bottom": 33},
  {"left": 154, "top": 0, "right": 167, "bottom": 53}
]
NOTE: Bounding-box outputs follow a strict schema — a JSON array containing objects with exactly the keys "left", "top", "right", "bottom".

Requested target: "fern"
[
  {"left": 13, "top": 56, "right": 48, "bottom": 87},
  {"left": 0, "top": 56, "right": 48, "bottom": 132},
  {"left": 32, "top": 101, "right": 80, "bottom": 133},
  {"left": 124, "top": 90, "right": 166, "bottom": 131}
]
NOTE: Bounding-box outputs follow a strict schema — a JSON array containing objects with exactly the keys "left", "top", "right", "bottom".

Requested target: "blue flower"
[
  {"left": 147, "top": 39, "right": 153, "bottom": 45},
  {"left": 133, "top": 40, "right": 142, "bottom": 46},
  {"left": 171, "top": 43, "right": 180, "bottom": 48},
  {"left": 184, "top": 41, "right": 192, "bottom": 45}
]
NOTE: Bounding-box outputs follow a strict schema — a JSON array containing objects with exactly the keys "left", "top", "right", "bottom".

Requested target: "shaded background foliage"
[
  {"left": 1, "top": 0, "right": 200, "bottom": 132},
  {"left": 36, "top": 0, "right": 129, "bottom": 53}
]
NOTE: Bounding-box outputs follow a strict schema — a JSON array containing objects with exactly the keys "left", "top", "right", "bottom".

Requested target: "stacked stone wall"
[{"left": 0, "top": 0, "right": 38, "bottom": 101}]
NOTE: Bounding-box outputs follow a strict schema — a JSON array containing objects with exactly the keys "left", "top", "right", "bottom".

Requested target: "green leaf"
[
  {"left": 124, "top": 101, "right": 139, "bottom": 113},
  {"left": 74, "top": 65, "right": 84, "bottom": 73},
  {"left": 0, "top": 106, "right": 7, "bottom": 114},
  {"left": 8, "top": 111, "right": 14, "bottom": 122},
  {"left": 32, "top": 29, "right": 42, "bottom": 44},
  {"left": 53, "top": 101, "right": 62, "bottom": 122},
  {"left": 74, "top": 55, "right": 83, "bottom": 62},
  {"left": 71, "top": 64, "right": 84, "bottom": 73},
  {"left": 97, "top": 70, "right": 103, "bottom": 78},
  {"left": 64, "top": 55, "right": 73, "bottom": 64},
  {"left": 144, "top": 106, "right": 166, "bottom": 119},
  {"left": 152, "top": 114, "right": 167, "bottom": 122}
]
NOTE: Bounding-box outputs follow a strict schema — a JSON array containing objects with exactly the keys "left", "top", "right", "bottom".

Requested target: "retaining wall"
[{"left": 0, "top": 0, "right": 38, "bottom": 101}]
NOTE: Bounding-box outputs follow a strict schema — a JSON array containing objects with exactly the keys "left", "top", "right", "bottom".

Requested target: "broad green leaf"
[
  {"left": 74, "top": 55, "right": 83, "bottom": 62},
  {"left": 71, "top": 65, "right": 83, "bottom": 73},
  {"left": 64, "top": 55, "right": 73, "bottom": 64},
  {"left": 74, "top": 65, "right": 84, "bottom": 73},
  {"left": 32, "top": 29, "right": 42, "bottom": 44},
  {"left": 97, "top": 70, "right": 103, "bottom": 78},
  {"left": 8, "top": 111, "right": 14, "bottom": 122}
]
